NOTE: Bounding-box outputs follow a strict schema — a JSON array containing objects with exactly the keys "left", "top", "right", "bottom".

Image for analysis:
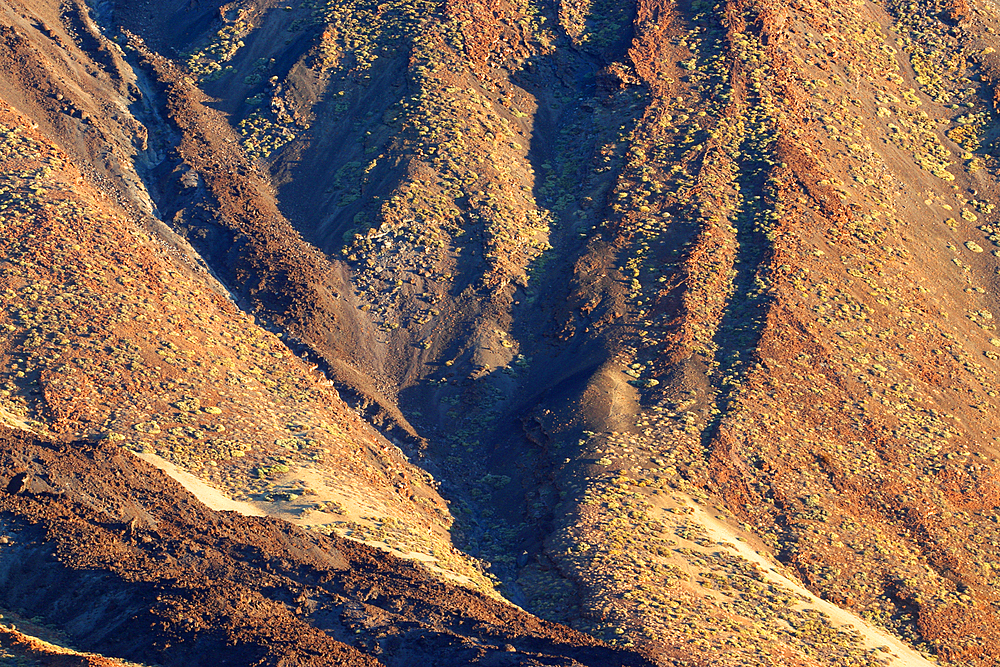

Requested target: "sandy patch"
[
  {"left": 131, "top": 453, "right": 484, "bottom": 589},
  {"left": 133, "top": 451, "right": 266, "bottom": 516},
  {"left": 684, "top": 499, "right": 936, "bottom": 667}
]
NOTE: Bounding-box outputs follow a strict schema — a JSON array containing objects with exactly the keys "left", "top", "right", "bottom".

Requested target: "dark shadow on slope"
[
  {"left": 411, "top": 5, "right": 655, "bottom": 612},
  {"left": 701, "top": 134, "right": 776, "bottom": 448},
  {"left": 269, "top": 54, "right": 416, "bottom": 253},
  {"left": 0, "top": 426, "right": 659, "bottom": 667}
]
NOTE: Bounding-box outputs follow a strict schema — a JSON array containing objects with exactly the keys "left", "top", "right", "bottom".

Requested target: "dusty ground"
[
  {"left": 0, "top": 425, "right": 655, "bottom": 666},
  {"left": 1, "top": 0, "right": 1000, "bottom": 665},
  {"left": 0, "top": 610, "right": 145, "bottom": 667}
]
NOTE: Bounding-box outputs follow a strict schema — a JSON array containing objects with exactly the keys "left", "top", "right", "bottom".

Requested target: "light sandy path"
[
  {"left": 685, "top": 501, "right": 936, "bottom": 667},
  {"left": 0, "top": 407, "right": 32, "bottom": 431},
  {"left": 130, "top": 452, "right": 483, "bottom": 589},
  {"left": 133, "top": 451, "right": 265, "bottom": 516}
]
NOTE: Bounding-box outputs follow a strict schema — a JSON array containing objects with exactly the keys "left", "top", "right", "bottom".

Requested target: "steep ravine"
[
  {"left": 9, "top": 0, "right": 1000, "bottom": 665},
  {"left": 104, "top": 0, "right": 656, "bottom": 607}
]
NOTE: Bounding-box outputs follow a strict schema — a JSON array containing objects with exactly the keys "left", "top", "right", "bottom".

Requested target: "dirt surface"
[
  {"left": 0, "top": 426, "right": 655, "bottom": 667},
  {"left": 135, "top": 450, "right": 484, "bottom": 587},
  {"left": 2, "top": 0, "right": 1000, "bottom": 665},
  {"left": 133, "top": 451, "right": 266, "bottom": 516},
  {"left": 0, "top": 613, "right": 144, "bottom": 667},
  {"left": 684, "top": 499, "right": 934, "bottom": 667}
]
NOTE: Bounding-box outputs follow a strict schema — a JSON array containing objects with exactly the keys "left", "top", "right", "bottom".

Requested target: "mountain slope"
[
  {"left": 0, "top": 425, "right": 654, "bottom": 666},
  {"left": 1, "top": 0, "right": 1000, "bottom": 665}
]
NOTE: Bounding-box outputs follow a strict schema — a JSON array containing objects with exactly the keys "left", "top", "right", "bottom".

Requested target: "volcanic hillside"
[{"left": 1, "top": 0, "right": 1000, "bottom": 665}]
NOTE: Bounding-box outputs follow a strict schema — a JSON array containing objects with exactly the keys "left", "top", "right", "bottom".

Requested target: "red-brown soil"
[
  {"left": 0, "top": 425, "right": 654, "bottom": 667},
  {"left": 3, "top": 0, "right": 1000, "bottom": 665}
]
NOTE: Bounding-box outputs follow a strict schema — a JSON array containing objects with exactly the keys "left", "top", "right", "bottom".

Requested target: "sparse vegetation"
[{"left": 5, "top": 0, "right": 1000, "bottom": 664}]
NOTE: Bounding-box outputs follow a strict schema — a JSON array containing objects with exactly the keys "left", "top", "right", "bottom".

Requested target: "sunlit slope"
[
  {"left": 0, "top": 95, "right": 488, "bottom": 586},
  {"left": 528, "top": 0, "right": 1000, "bottom": 664},
  {"left": 40, "top": 0, "right": 1000, "bottom": 665}
]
